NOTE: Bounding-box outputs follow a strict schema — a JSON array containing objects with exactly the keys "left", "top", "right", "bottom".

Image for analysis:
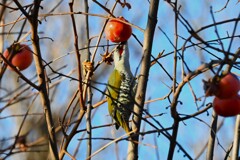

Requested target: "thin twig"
[
  {"left": 87, "top": 129, "right": 136, "bottom": 160},
  {"left": 168, "top": 1, "right": 180, "bottom": 159}
]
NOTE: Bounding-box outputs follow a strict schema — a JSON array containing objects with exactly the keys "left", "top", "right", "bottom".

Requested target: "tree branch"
[
  {"left": 26, "top": 0, "right": 59, "bottom": 159},
  {"left": 232, "top": 115, "right": 240, "bottom": 160},
  {"left": 206, "top": 111, "right": 218, "bottom": 160},
  {"left": 127, "top": 0, "right": 159, "bottom": 159}
]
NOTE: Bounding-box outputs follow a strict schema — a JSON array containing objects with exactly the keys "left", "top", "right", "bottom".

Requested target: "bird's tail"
[{"left": 122, "top": 120, "right": 132, "bottom": 135}]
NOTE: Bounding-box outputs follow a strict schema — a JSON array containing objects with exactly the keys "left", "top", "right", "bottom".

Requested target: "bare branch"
[{"left": 127, "top": 0, "right": 159, "bottom": 159}]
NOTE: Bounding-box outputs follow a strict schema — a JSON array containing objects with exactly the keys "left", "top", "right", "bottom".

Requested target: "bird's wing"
[
  {"left": 107, "top": 69, "right": 122, "bottom": 129},
  {"left": 107, "top": 69, "right": 131, "bottom": 133}
]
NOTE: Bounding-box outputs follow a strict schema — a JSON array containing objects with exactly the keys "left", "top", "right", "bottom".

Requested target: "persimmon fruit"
[
  {"left": 213, "top": 95, "right": 240, "bottom": 117},
  {"left": 215, "top": 73, "right": 240, "bottom": 99},
  {"left": 105, "top": 17, "right": 132, "bottom": 43},
  {"left": 3, "top": 44, "right": 33, "bottom": 71}
]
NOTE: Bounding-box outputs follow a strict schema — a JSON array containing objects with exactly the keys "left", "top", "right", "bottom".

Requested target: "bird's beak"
[{"left": 120, "top": 41, "right": 127, "bottom": 45}]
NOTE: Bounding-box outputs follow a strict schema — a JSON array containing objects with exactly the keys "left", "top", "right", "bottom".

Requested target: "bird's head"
[{"left": 113, "top": 42, "right": 130, "bottom": 71}]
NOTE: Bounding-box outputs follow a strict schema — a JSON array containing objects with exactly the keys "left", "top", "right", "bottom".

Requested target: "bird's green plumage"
[
  {"left": 107, "top": 68, "right": 121, "bottom": 129},
  {"left": 107, "top": 69, "right": 128, "bottom": 131}
]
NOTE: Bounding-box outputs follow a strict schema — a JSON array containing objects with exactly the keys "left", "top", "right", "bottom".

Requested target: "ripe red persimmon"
[
  {"left": 213, "top": 95, "right": 240, "bottom": 117},
  {"left": 3, "top": 44, "right": 33, "bottom": 71},
  {"left": 105, "top": 17, "right": 132, "bottom": 43},
  {"left": 215, "top": 73, "right": 240, "bottom": 99}
]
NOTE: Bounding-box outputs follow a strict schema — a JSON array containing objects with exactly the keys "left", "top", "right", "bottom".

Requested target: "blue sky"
[{"left": 0, "top": 0, "right": 240, "bottom": 160}]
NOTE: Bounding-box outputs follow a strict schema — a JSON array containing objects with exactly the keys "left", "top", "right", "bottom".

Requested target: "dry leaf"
[
  {"left": 82, "top": 61, "right": 93, "bottom": 72},
  {"left": 100, "top": 52, "right": 113, "bottom": 65}
]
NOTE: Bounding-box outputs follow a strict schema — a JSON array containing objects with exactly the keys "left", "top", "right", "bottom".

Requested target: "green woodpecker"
[{"left": 107, "top": 42, "right": 136, "bottom": 134}]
